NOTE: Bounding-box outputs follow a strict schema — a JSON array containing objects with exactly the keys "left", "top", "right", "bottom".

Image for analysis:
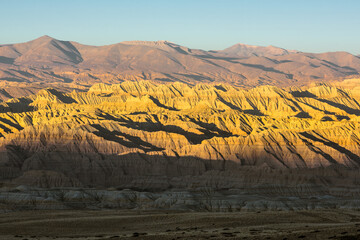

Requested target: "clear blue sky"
[{"left": 1, "top": 0, "right": 359, "bottom": 54}]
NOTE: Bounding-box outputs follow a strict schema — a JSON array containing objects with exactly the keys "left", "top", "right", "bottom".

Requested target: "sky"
[{"left": 1, "top": 0, "right": 359, "bottom": 54}]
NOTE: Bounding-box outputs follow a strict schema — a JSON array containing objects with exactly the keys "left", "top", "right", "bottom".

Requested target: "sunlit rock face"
[{"left": 0, "top": 80, "right": 360, "bottom": 188}]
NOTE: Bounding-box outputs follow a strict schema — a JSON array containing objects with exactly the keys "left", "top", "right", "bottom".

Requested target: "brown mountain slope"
[
  {"left": 0, "top": 80, "right": 360, "bottom": 188},
  {"left": 218, "top": 43, "right": 299, "bottom": 57},
  {"left": 0, "top": 36, "right": 359, "bottom": 100}
]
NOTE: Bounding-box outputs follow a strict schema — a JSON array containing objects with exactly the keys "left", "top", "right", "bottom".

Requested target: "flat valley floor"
[{"left": 1, "top": 210, "right": 360, "bottom": 239}]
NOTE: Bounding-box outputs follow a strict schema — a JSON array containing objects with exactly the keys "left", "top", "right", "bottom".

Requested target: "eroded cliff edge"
[{"left": 0, "top": 80, "right": 360, "bottom": 191}]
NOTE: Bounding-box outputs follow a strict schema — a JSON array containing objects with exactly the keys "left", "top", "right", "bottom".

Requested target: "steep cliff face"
[{"left": 0, "top": 80, "right": 360, "bottom": 188}]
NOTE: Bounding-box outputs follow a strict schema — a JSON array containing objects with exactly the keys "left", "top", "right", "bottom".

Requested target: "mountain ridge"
[
  {"left": 1, "top": 80, "right": 360, "bottom": 187},
  {"left": 217, "top": 42, "right": 300, "bottom": 57},
  {"left": 0, "top": 36, "right": 359, "bottom": 98}
]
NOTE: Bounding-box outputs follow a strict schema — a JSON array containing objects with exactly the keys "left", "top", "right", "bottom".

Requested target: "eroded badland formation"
[{"left": 1, "top": 37, "right": 360, "bottom": 212}]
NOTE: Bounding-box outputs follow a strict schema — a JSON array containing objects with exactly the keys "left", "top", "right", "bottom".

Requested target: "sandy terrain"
[{"left": 0, "top": 210, "right": 360, "bottom": 239}]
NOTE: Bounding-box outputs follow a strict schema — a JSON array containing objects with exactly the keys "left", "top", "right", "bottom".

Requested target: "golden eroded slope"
[{"left": 0, "top": 80, "right": 360, "bottom": 187}]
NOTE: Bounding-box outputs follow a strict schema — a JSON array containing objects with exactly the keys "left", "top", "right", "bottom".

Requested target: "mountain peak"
[
  {"left": 120, "top": 40, "right": 175, "bottom": 46},
  {"left": 232, "top": 43, "right": 267, "bottom": 48},
  {"left": 38, "top": 35, "right": 54, "bottom": 39},
  {"left": 30, "top": 35, "right": 56, "bottom": 43},
  {"left": 218, "top": 43, "right": 298, "bottom": 57}
]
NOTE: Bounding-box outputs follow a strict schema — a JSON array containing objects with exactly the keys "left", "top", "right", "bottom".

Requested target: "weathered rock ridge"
[{"left": 1, "top": 80, "right": 360, "bottom": 188}]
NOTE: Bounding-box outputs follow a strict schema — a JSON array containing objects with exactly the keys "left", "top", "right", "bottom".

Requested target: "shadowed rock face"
[
  {"left": 0, "top": 36, "right": 360, "bottom": 101},
  {"left": 0, "top": 80, "right": 360, "bottom": 188}
]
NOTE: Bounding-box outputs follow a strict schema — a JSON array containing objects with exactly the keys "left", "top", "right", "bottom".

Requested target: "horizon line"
[{"left": 1, "top": 35, "right": 359, "bottom": 55}]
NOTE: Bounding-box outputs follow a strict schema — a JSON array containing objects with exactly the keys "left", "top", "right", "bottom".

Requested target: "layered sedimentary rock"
[{"left": 0, "top": 80, "right": 360, "bottom": 188}]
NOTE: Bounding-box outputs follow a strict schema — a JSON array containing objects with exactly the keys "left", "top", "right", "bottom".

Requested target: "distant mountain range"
[
  {"left": 1, "top": 37, "right": 360, "bottom": 190},
  {"left": 0, "top": 36, "right": 359, "bottom": 99}
]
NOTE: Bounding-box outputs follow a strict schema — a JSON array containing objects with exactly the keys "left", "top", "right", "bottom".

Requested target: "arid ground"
[
  {"left": 1, "top": 37, "right": 360, "bottom": 240},
  {"left": 1, "top": 210, "right": 360, "bottom": 239}
]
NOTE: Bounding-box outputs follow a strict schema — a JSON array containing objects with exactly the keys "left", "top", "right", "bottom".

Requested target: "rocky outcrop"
[{"left": 0, "top": 80, "right": 360, "bottom": 188}]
